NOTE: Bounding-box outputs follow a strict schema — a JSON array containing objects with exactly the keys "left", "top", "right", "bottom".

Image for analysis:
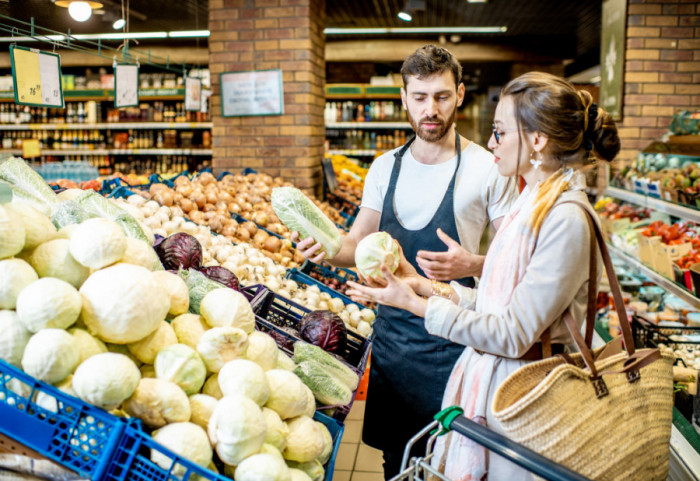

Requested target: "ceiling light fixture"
[
  {"left": 397, "top": 11, "right": 412, "bottom": 21},
  {"left": 324, "top": 26, "right": 507, "bottom": 35},
  {"left": 112, "top": 18, "right": 125, "bottom": 29},
  {"left": 55, "top": 1, "right": 103, "bottom": 22},
  {"left": 466, "top": 0, "right": 488, "bottom": 3},
  {"left": 168, "top": 30, "right": 211, "bottom": 38}
]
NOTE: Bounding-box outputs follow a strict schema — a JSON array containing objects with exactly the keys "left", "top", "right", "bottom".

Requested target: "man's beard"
[{"left": 407, "top": 107, "right": 457, "bottom": 142}]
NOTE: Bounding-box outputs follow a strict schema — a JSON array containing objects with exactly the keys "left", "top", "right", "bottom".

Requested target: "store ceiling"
[{"left": 0, "top": 0, "right": 601, "bottom": 78}]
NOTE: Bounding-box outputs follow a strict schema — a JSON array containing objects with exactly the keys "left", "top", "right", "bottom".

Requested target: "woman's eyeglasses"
[{"left": 491, "top": 125, "right": 521, "bottom": 144}]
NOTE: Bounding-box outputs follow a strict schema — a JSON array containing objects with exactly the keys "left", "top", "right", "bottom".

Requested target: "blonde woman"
[{"left": 347, "top": 72, "right": 620, "bottom": 480}]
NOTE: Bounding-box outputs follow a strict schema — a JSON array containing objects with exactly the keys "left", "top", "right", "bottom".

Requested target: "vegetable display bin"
[
  {"left": 250, "top": 286, "right": 371, "bottom": 421},
  {"left": 106, "top": 411, "right": 343, "bottom": 481},
  {"left": 0, "top": 357, "right": 344, "bottom": 481},
  {"left": 0, "top": 359, "right": 131, "bottom": 480}
]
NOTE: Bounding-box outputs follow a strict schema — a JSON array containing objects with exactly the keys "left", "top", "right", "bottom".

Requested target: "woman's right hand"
[{"left": 291, "top": 232, "right": 326, "bottom": 263}]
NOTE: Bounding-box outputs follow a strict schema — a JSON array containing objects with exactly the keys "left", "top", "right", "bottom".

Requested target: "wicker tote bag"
[{"left": 492, "top": 203, "right": 675, "bottom": 481}]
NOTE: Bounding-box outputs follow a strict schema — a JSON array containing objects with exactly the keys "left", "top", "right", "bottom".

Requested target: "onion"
[
  {"left": 179, "top": 198, "right": 195, "bottom": 213},
  {"left": 252, "top": 211, "right": 269, "bottom": 227},
  {"left": 263, "top": 236, "right": 281, "bottom": 253},
  {"left": 206, "top": 191, "right": 218, "bottom": 204},
  {"left": 150, "top": 183, "right": 168, "bottom": 195},
  {"left": 227, "top": 202, "right": 241, "bottom": 214},
  {"left": 222, "top": 223, "right": 237, "bottom": 237},
  {"left": 236, "top": 226, "right": 251, "bottom": 242},
  {"left": 253, "top": 229, "right": 269, "bottom": 246},
  {"left": 204, "top": 203, "right": 216, "bottom": 212},
  {"left": 154, "top": 190, "right": 174, "bottom": 207},
  {"left": 190, "top": 211, "right": 205, "bottom": 224},
  {"left": 215, "top": 201, "right": 228, "bottom": 212},
  {"left": 198, "top": 172, "right": 216, "bottom": 186},
  {"left": 242, "top": 221, "right": 258, "bottom": 236},
  {"left": 192, "top": 192, "right": 206, "bottom": 209}
]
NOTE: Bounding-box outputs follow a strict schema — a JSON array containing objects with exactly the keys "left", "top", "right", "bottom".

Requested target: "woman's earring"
[{"left": 529, "top": 151, "right": 542, "bottom": 170}]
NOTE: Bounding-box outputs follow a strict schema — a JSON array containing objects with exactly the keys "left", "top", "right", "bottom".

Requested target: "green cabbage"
[
  {"left": 178, "top": 268, "right": 227, "bottom": 314},
  {"left": 354, "top": 231, "right": 400, "bottom": 279},
  {"left": 271, "top": 187, "right": 342, "bottom": 258},
  {"left": 0, "top": 157, "right": 57, "bottom": 214}
]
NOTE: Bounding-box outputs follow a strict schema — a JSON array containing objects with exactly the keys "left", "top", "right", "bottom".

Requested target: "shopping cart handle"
[
  {"left": 433, "top": 406, "right": 464, "bottom": 436},
  {"left": 434, "top": 407, "right": 591, "bottom": 481}
]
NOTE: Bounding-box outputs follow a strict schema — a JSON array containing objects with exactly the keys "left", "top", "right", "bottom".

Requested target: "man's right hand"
[{"left": 290, "top": 232, "right": 326, "bottom": 263}]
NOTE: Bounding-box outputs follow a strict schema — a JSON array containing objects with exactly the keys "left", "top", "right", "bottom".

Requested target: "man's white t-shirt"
[{"left": 361, "top": 141, "right": 518, "bottom": 256}]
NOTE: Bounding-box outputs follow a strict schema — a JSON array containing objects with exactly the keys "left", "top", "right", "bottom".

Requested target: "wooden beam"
[
  {"left": 326, "top": 39, "right": 560, "bottom": 63},
  {"left": 0, "top": 46, "right": 208, "bottom": 69}
]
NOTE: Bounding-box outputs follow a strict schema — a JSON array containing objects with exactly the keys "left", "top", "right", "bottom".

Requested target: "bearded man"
[{"left": 295, "top": 45, "right": 518, "bottom": 479}]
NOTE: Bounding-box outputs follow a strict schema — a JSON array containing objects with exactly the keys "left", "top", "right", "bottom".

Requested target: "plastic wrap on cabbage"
[
  {"left": 178, "top": 267, "right": 227, "bottom": 314},
  {"left": 0, "top": 157, "right": 57, "bottom": 214},
  {"left": 50, "top": 200, "right": 94, "bottom": 230},
  {"left": 271, "top": 186, "right": 342, "bottom": 258}
]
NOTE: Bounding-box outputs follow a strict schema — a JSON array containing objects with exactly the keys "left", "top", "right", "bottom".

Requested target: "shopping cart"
[{"left": 389, "top": 406, "right": 591, "bottom": 481}]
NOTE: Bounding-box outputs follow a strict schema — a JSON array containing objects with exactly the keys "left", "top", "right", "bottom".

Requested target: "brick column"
[
  {"left": 209, "top": 0, "right": 326, "bottom": 192},
  {"left": 617, "top": 0, "right": 699, "bottom": 161}
]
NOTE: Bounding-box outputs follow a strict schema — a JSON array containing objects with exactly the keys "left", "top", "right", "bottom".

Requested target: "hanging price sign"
[
  {"left": 114, "top": 63, "right": 139, "bottom": 108},
  {"left": 10, "top": 45, "right": 64, "bottom": 108}
]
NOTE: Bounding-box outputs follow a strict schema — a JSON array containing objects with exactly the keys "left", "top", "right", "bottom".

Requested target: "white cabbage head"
[
  {"left": 151, "top": 422, "right": 213, "bottom": 476},
  {"left": 218, "top": 358, "right": 270, "bottom": 406},
  {"left": 208, "top": 394, "right": 267, "bottom": 466},
  {"left": 72, "top": 352, "right": 141, "bottom": 410},
  {"left": 354, "top": 231, "right": 400, "bottom": 279},
  {"left": 154, "top": 343, "right": 207, "bottom": 395},
  {"left": 21, "top": 329, "right": 79, "bottom": 384}
]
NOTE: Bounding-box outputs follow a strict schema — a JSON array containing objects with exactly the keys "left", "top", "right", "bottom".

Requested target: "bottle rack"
[
  {"left": 0, "top": 88, "right": 212, "bottom": 176},
  {"left": 325, "top": 84, "right": 413, "bottom": 157}
]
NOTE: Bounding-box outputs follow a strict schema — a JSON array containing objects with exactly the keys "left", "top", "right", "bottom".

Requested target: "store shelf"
[
  {"left": 0, "top": 88, "right": 186, "bottom": 101},
  {"left": 606, "top": 242, "right": 700, "bottom": 309},
  {"left": 327, "top": 149, "right": 378, "bottom": 156},
  {"left": 1, "top": 149, "right": 212, "bottom": 156},
  {"left": 605, "top": 186, "right": 700, "bottom": 223},
  {"left": 0, "top": 122, "right": 212, "bottom": 130},
  {"left": 326, "top": 121, "right": 411, "bottom": 129}
]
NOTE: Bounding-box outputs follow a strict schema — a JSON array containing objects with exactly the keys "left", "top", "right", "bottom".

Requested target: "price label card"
[
  {"left": 115, "top": 64, "right": 139, "bottom": 108},
  {"left": 185, "top": 77, "right": 202, "bottom": 112},
  {"left": 22, "top": 138, "right": 41, "bottom": 159},
  {"left": 10, "top": 45, "right": 64, "bottom": 108}
]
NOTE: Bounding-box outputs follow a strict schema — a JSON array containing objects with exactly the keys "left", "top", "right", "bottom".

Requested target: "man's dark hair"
[{"left": 400, "top": 45, "right": 463, "bottom": 89}]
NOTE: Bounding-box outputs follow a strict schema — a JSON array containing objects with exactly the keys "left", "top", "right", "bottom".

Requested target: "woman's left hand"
[{"left": 347, "top": 265, "right": 428, "bottom": 317}]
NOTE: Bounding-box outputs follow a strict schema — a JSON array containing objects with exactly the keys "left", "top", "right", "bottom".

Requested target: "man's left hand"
[{"left": 416, "top": 228, "right": 484, "bottom": 280}]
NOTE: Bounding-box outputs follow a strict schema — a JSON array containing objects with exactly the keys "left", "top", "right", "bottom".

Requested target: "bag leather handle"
[{"left": 558, "top": 201, "right": 638, "bottom": 378}]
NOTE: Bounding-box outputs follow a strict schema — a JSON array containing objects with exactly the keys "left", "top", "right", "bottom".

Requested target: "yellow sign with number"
[
  {"left": 12, "top": 48, "right": 42, "bottom": 104},
  {"left": 10, "top": 46, "right": 63, "bottom": 107}
]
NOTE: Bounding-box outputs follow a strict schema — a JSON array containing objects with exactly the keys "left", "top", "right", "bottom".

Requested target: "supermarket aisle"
[{"left": 335, "top": 401, "right": 385, "bottom": 481}]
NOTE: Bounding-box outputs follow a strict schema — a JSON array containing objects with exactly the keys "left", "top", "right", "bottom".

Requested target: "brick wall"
[
  {"left": 617, "top": 0, "right": 699, "bottom": 161},
  {"left": 209, "top": 0, "right": 326, "bottom": 192}
]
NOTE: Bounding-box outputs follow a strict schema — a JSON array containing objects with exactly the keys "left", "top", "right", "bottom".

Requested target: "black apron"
[{"left": 362, "top": 132, "right": 475, "bottom": 453}]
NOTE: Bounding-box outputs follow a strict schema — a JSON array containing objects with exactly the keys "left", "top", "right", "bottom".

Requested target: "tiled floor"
[{"left": 334, "top": 400, "right": 386, "bottom": 481}]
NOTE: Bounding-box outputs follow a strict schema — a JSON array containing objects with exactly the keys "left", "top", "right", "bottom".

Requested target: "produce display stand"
[
  {"left": 389, "top": 407, "right": 590, "bottom": 481},
  {"left": 0, "top": 357, "right": 344, "bottom": 481},
  {"left": 250, "top": 286, "right": 371, "bottom": 421}
]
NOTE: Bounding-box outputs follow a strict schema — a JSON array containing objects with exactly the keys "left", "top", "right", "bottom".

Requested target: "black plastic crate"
[
  {"left": 631, "top": 315, "right": 700, "bottom": 352},
  {"left": 250, "top": 286, "right": 371, "bottom": 421}
]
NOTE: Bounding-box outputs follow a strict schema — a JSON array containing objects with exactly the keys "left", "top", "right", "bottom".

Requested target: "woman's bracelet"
[{"left": 430, "top": 279, "right": 452, "bottom": 299}]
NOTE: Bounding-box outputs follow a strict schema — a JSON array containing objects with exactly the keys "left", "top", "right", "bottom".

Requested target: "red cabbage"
[
  {"left": 154, "top": 232, "right": 202, "bottom": 270},
  {"left": 267, "top": 327, "right": 299, "bottom": 351},
  {"left": 299, "top": 310, "right": 347, "bottom": 354},
  {"left": 198, "top": 266, "right": 240, "bottom": 291}
]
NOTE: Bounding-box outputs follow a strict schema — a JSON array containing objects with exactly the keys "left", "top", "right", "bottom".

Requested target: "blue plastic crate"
[
  {"left": 0, "top": 359, "right": 131, "bottom": 480},
  {"left": 105, "top": 410, "right": 342, "bottom": 481},
  {"left": 250, "top": 287, "right": 370, "bottom": 422},
  {"left": 286, "top": 268, "right": 369, "bottom": 314}
]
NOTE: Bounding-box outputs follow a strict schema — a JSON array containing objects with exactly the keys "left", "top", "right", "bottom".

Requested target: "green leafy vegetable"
[{"left": 271, "top": 186, "right": 342, "bottom": 258}]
